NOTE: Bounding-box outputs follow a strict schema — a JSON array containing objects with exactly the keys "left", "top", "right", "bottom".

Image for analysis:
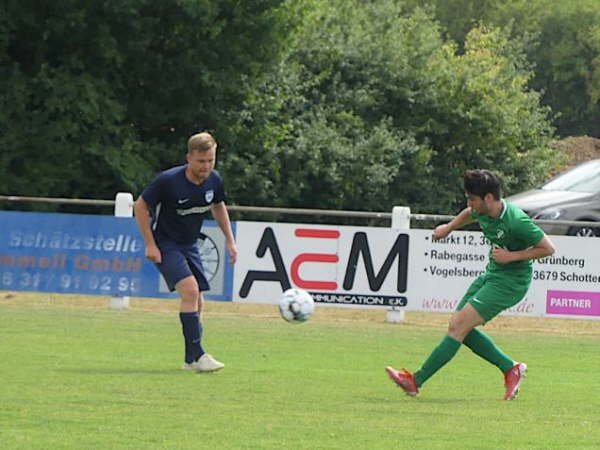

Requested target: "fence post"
[
  {"left": 111, "top": 192, "right": 134, "bottom": 310},
  {"left": 387, "top": 206, "right": 410, "bottom": 323}
]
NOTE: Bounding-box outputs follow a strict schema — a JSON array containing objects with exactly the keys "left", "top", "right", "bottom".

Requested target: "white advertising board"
[
  {"left": 233, "top": 222, "right": 409, "bottom": 308},
  {"left": 233, "top": 221, "right": 600, "bottom": 319}
]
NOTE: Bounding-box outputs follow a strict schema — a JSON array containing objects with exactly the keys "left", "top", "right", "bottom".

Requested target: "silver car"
[{"left": 506, "top": 159, "right": 600, "bottom": 237}]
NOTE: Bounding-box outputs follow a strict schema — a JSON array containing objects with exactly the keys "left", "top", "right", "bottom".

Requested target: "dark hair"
[{"left": 464, "top": 169, "right": 502, "bottom": 200}]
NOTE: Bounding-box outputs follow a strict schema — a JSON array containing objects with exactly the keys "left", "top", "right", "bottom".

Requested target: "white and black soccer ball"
[{"left": 279, "top": 288, "right": 315, "bottom": 323}]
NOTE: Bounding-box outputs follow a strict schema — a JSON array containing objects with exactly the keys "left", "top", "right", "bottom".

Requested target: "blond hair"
[{"left": 187, "top": 132, "right": 217, "bottom": 154}]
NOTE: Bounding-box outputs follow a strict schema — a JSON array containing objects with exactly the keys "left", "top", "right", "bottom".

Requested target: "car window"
[{"left": 542, "top": 160, "right": 600, "bottom": 193}]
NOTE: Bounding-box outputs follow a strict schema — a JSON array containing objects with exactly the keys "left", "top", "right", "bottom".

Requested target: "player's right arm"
[
  {"left": 432, "top": 207, "right": 475, "bottom": 241},
  {"left": 134, "top": 196, "right": 162, "bottom": 263}
]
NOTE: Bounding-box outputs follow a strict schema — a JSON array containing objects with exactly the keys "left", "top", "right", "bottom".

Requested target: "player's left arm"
[
  {"left": 211, "top": 201, "right": 238, "bottom": 264},
  {"left": 492, "top": 235, "right": 556, "bottom": 264}
]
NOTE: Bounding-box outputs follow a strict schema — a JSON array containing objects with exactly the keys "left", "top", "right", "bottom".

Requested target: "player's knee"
[
  {"left": 447, "top": 321, "right": 459, "bottom": 337},
  {"left": 179, "top": 291, "right": 199, "bottom": 313},
  {"left": 180, "top": 287, "right": 199, "bottom": 303},
  {"left": 176, "top": 277, "right": 199, "bottom": 298},
  {"left": 447, "top": 318, "right": 469, "bottom": 341},
  {"left": 177, "top": 283, "right": 199, "bottom": 306}
]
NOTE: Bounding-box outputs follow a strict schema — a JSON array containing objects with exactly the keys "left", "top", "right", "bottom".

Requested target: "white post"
[
  {"left": 387, "top": 206, "right": 411, "bottom": 323},
  {"left": 111, "top": 192, "right": 134, "bottom": 310}
]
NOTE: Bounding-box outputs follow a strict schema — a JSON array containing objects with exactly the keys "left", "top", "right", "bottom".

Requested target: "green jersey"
[{"left": 471, "top": 200, "right": 545, "bottom": 275}]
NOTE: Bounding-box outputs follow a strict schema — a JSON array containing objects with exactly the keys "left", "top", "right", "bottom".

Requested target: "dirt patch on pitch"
[{"left": 2, "top": 291, "right": 599, "bottom": 337}]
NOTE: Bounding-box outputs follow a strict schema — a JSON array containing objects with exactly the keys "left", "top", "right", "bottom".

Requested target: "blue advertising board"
[{"left": 0, "top": 211, "right": 234, "bottom": 300}]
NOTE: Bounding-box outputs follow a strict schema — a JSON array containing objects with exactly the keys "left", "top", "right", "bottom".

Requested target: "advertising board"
[{"left": 0, "top": 211, "right": 233, "bottom": 300}]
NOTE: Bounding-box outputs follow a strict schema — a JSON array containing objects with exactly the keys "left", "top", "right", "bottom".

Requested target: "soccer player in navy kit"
[{"left": 134, "top": 132, "right": 237, "bottom": 372}]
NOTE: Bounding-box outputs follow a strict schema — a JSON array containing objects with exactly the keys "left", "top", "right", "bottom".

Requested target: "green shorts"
[{"left": 456, "top": 271, "right": 531, "bottom": 322}]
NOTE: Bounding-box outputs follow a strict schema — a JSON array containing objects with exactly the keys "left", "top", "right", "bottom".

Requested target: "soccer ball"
[{"left": 279, "top": 288, "right": 315, "bottom": 323}]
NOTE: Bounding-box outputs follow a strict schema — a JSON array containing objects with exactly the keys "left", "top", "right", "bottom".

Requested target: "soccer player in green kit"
[{"left": 386, "top": 169, "right": 556, "bottom": 400}]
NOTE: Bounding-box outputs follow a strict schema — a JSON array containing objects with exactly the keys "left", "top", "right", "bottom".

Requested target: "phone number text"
[{"left": 1, "top": 271, "right": 141, "bottom": 293}]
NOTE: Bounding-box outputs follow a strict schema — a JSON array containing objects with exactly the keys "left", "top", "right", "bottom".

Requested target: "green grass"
[{"left": 1, "top": 299, "right": 599, "bottom": 449}]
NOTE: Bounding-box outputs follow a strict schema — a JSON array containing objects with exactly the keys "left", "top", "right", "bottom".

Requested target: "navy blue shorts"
[{"left": 155, "top": 240, "right": 209, "bottom": 292}]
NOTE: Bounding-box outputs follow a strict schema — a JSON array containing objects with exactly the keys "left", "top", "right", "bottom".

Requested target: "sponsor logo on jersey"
[{"left": 177, "top": 205, "right": 211, "bottom": 216}]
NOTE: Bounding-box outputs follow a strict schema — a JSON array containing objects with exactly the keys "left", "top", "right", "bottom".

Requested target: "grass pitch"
[{"left": 1, "top": 293, "right": 599, "bottom": 449}]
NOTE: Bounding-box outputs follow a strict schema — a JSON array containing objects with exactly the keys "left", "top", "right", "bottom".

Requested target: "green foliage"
[
  {"left": 1, "top": 1, "right": 150, "bottom": 203},
  {"left": 2, "top": 0, "right": 570, "bottom": 215},
  {"left": 525, "top": 2, "right": 600, "bottom": 137},
  {"left": 222, "top": 2, "right": 440, "bottom": 212},
  {"left": 0, "top": 0, "right": 296, "bottom": 207},
  {"left": 405, "top": 0, "right": 600, "bottom": 137},
  {"left": 428, "top": 25, "right": 559, "bottom": 202},
  {"left": 1, "top": 64, "right": 149, "bottom": 199},
  {"left": 224, "top": 0, "right": 559, "bottom": 214}
]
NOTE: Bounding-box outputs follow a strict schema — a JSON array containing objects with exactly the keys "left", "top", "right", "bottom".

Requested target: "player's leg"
[
  {"left": 175, "top": 275, "right": 203, "bottom": 363},
  {"left": 461, "top": 274, "right": 530, "bottom": 399},
  {"left": 180, "top": 247, "right": 224, "bottom": 372},
  {"left": 450, "top": 273, "right": 514, "bottom": 372},
  {"left": 462, "top": 328, "right": 514, "bottom": 373},
  {"left": 386, "top": 275, "right": 485, "bottom": 395},
  {"left": 184, "top": 247, "right": 209, "bottom": 352},
  {"left": 153, "top": 242, "right": 220, "bottom": 370},
  {"left": 386, "top": 304, "right": 483, "bottom": 395},
  {"left": 176, "top": 276, "right": 223, "bottom": 371},
  {"left": 153, "top": 244, "right": 204, "bottom": 366},
  {"left": 461, "top": 274, "right": 527, "bottom": 373},
  {"left": 413, "top": 303, "right": 484, "bottom": 387},
  {"left": 176, "top": 275, "right": 200, "bottom": 312}
]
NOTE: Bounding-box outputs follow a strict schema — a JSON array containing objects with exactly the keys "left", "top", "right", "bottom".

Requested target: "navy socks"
[{"left": 179, "top": 312, "right": 205, "bottom": 364}]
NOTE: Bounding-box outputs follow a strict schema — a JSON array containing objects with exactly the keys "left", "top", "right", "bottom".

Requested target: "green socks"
[
  {"left": 414, "top": 330, "right": 515, "bottom": 388},
  {"left": 414, "top": 335, "right": 461, "bottom": 387},
  {"left": 462, "top": 328, "right": 514, "bottom": 373}
]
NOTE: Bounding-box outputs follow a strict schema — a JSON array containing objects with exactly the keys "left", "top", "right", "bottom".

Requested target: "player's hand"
[
  {"left": 145, "top": 244, "right": 162, "bottom": 263},
  {"left": 491, "top": 247, "right": 513, "bottom": 264},
  {"left": 227, "top": 241, "right": 238, "bottom": 264},
  {"left": 432, "top": 224, "right": 451, "bottom": 241}
]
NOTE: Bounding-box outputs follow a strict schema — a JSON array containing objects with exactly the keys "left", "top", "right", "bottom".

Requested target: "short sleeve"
[
  {"left": 514, "top": 215, "right": 545, "bottom": 247},
  {"left": 212, "top": 172, "right": 227, "bottom": 203},
  {"left": 141, "top": 173, "right": 166, "bottom": 208}
]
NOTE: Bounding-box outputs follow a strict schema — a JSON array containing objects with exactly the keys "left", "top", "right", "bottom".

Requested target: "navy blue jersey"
[{"left": 141, "top": 165, "right": 226, "bottom": 244}]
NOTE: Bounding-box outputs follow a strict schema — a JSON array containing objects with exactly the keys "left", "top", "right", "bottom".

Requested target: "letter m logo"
[{"left": 343, "top": 232, "right": 408, "bottom": 293}]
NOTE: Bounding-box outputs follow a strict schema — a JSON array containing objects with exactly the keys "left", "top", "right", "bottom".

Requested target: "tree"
[
  {"left": 402, "top": 0, "right": 600, "bottom": 137},
  {"left": 0, "top": 0, "right": 298, "bottom": 209},
  {"left": 222, "top": 0, "right": 560, "bottom": 214}
]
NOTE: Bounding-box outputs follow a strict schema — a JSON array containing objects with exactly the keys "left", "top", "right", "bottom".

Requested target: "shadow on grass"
[
  {"left": 375, "top": 395, "right": 496, "bottom": 405},
  {"left": 58, "top": 367, "right": 190, "bottom": 376}
]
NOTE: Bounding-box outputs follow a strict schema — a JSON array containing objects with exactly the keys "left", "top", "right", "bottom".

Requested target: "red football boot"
[
  {"left": 385, "top": 366, "right": 419, "bottom": 397},
  {"left": 504, "top": 362, "right": 528, "bottom": 400}
]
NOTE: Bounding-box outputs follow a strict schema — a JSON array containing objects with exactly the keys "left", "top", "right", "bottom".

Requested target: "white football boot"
[{"left": 182, "top": 353, "right": 225, "bottom": 372}]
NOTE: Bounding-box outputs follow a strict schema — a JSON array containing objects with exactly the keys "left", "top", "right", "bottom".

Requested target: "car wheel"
[{"left": 567, "top": 225, "right": 600, "bottom": 237}]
